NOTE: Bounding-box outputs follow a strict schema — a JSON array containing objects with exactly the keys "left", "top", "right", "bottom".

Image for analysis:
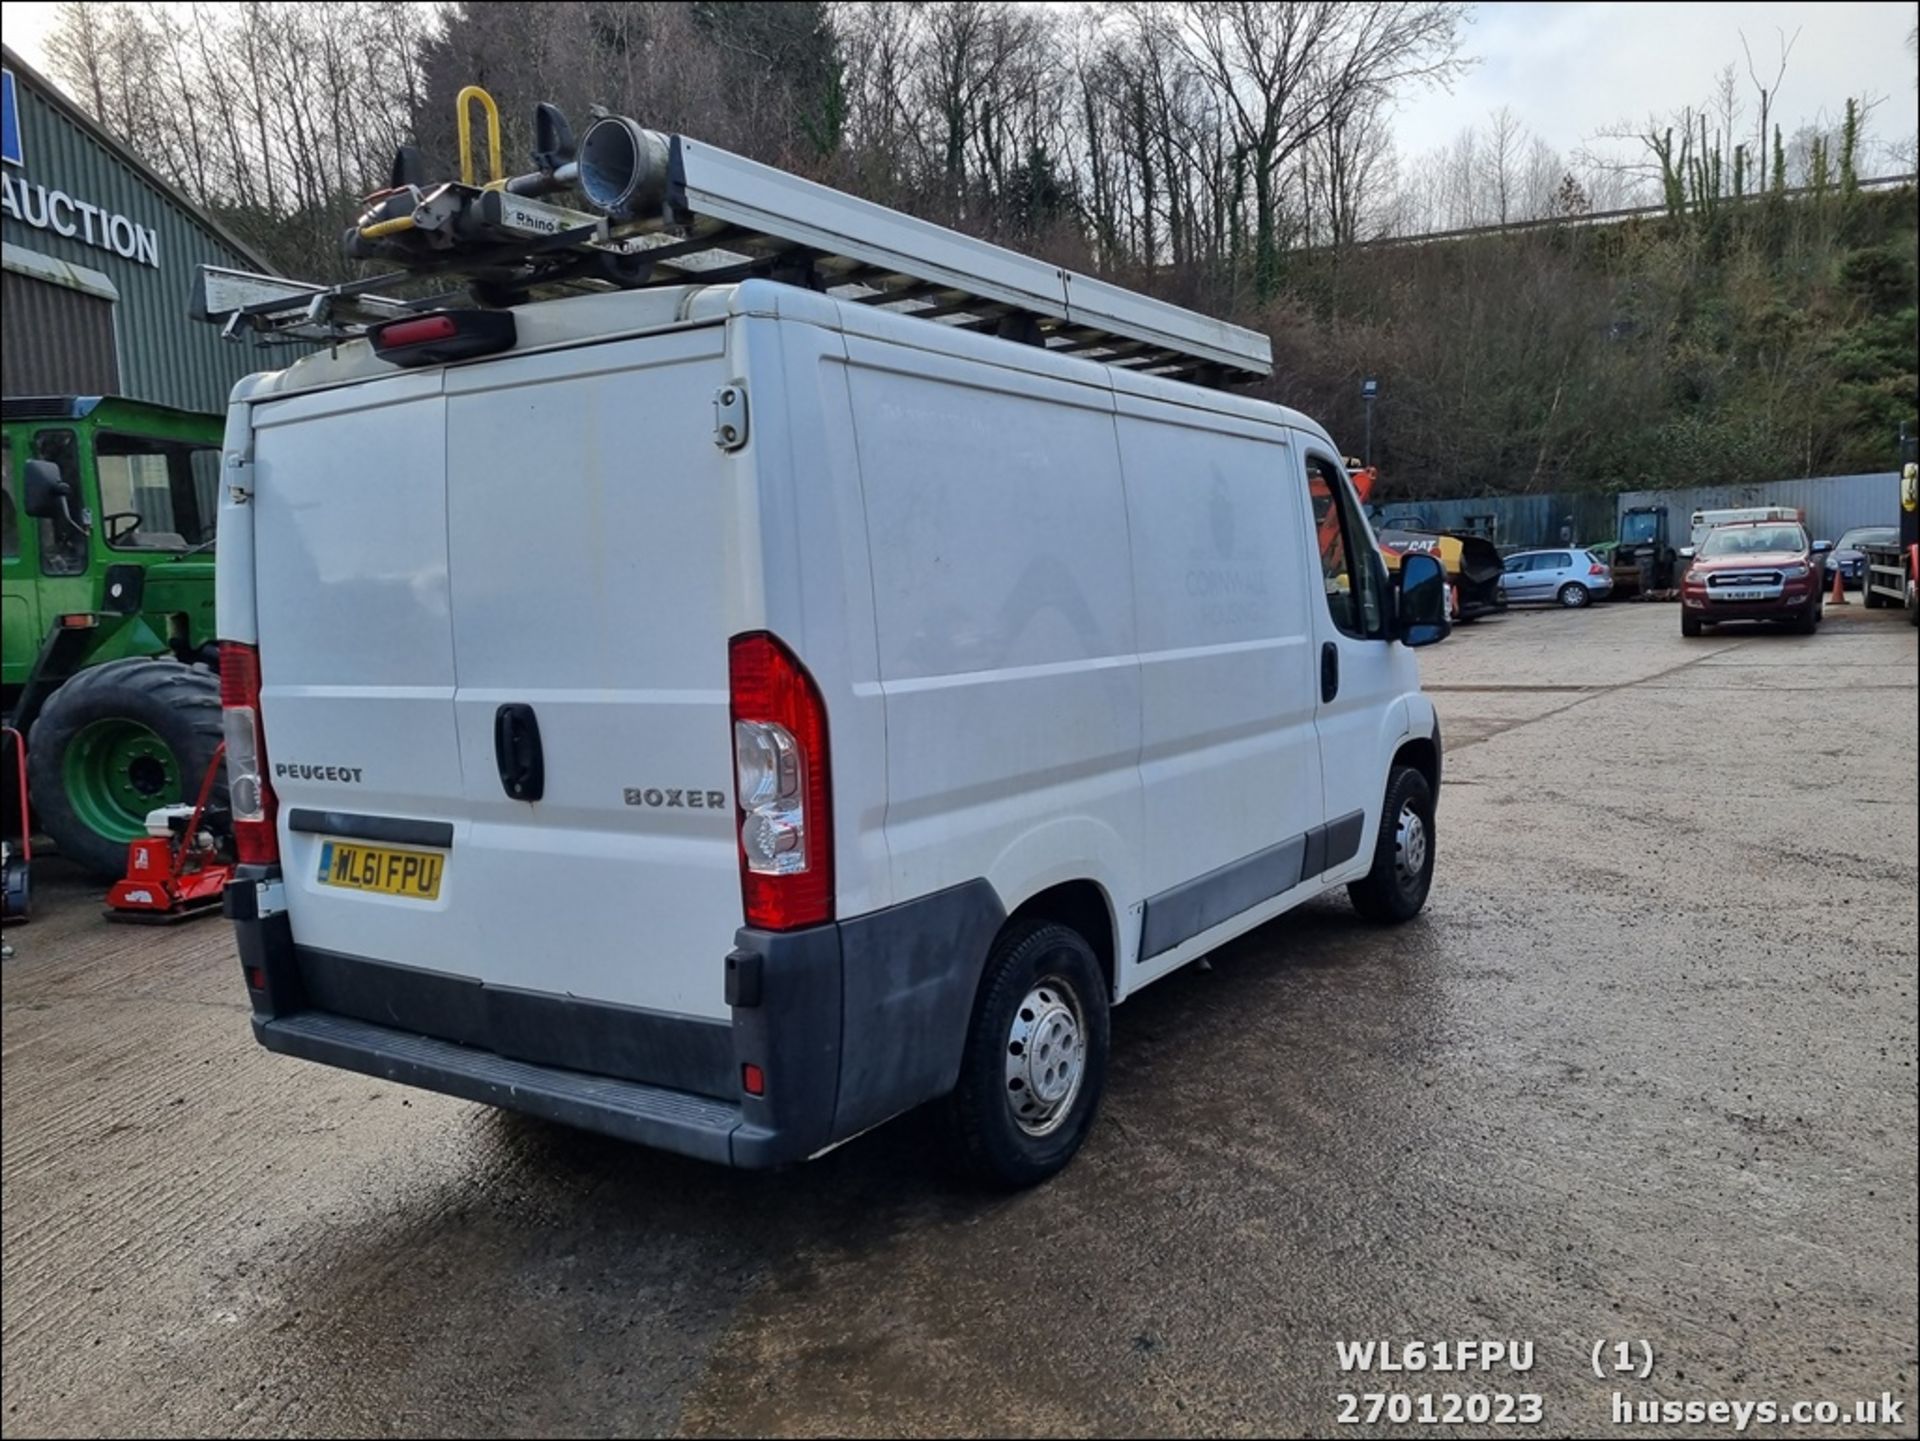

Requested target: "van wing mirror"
[
  {"left": 21, "top": 459, "right": 73, "bottom": 520},
  {"left": 1395, "top": 551, "right": 1451, "bottom": 648}
]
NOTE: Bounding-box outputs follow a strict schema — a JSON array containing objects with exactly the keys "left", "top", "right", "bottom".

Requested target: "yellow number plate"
[{"left": 316, "top": 839, "right": 444, "bottom": 900}]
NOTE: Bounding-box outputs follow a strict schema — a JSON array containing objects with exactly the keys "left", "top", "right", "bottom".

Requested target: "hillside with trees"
[{"left": 39, "top": 0, "right": 1920, "bottom": 494}]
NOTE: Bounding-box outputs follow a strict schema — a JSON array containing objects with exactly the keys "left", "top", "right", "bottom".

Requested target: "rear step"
[{"left": 256, "top": 1011, "right": 741, "bottom": 1163}]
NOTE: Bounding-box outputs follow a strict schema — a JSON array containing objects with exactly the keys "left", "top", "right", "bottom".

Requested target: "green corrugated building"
[{"left": 1, "top": 44, "right": 280, "bottom": 413}]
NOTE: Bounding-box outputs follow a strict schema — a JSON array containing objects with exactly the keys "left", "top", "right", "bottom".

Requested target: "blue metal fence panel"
[
  {"left": 1372, "top": 474, "right": 1898, "bottom": 552},
  {"left": 1612, "top": 474, "right": 1898, "bottom": 545},
  {"left": 1368, "top": 490, "right": 1615, "bottom": 550}
]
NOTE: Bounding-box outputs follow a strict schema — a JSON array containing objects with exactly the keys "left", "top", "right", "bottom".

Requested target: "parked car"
[
  {"left": 1498, "top": 548, "right": 1614, "bottom": 607},
  {"left": 1823, "top": 527, "right": 1898, "bottom": 589},
  {"left": 1680, "top": 520, "right": 1832, "bottom": 636}
]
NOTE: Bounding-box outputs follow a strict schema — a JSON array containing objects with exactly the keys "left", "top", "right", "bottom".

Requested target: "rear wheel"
[
  {"left": 1681, "top": 611, "right": 1704, "bottom": 637},
  {"left": 26, "top": 658, "right": 225, "bottom": 879},
  {"left": 1557, "top": 582, "right": 1590, "bottom": 609},
  {"left": 1348, "top": 765, "right": 1436, "bottom": 925},
  {"left": 944, "top": 919, "right": 1109, "bottom": 1189},
  {"left": 1861, "top": 570, "right": 1884, "bottom": 608}
]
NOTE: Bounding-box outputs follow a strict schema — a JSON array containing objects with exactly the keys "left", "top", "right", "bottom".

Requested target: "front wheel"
[
  {"left": 1557, "top": 583, "right": 1591, "bottom": 609},
  {"left": 1681, "top": 611, "right": 1704, "bottom": 637},
  {"left": 944, "top": 920, "right": 1109, "bottom": 1189},
  {"left": 1348, "top": 765, "right": 1436, "bottom": 925},
  {"left": 1795, "top": 602, "right": 1819, "bottom": 635}
]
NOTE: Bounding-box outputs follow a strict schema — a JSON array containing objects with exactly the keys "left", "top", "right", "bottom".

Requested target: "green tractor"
[{"left": 2, "top": 396, "right": 226, "bottom": 880}]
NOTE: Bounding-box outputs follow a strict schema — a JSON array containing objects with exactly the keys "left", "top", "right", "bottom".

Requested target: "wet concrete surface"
[{"left": 3, "top": 602, "right": 1915, "bottom": 1438}]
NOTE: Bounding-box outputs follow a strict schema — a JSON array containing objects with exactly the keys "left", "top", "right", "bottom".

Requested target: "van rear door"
[
  {"left": 439, "top": 328, "right": 741, "bottom": 1020},
  {"left": 252, "top": 374, "right": 468, "bottom": 968},
  {"left": 251, "top": 326, "right": 743, "bottom": 1029}
]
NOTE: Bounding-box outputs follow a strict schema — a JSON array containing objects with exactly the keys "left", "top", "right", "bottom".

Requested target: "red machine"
[{"left": 104, "top": 743, "right": 234, "bottom": 924}]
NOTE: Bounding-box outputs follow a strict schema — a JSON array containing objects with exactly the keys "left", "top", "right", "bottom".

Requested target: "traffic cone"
[{"left": 1829, "top": 564, "right": 1848, "bottom": 606}]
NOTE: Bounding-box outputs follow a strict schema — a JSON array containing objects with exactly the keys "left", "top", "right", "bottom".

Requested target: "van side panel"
[
  {"left": 1113, "top": 396, "right": 1324, "bottom": 956},
  {"left": 214, "top": 386, "right": 261, "bottom": 646},
  {"left": 841, "top": 335, "right": 1142, "bottom": 950}
]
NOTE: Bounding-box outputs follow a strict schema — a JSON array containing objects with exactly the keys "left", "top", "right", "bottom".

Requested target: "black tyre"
[
  {"left": 27, "top": 657, "right": 225, "bottom": 879},
  {"left": 1794, "top": 601, "right": 1819, "bottom": 635},
  {"left": 1681, "top": 611, "right": 1704, "bottom": 637},
  {"left": 1861, "top": 572, "right": 1883, "bottom": 608},
  {"left": 1348, "top": 765, "right": 1436, "bottom": 925},
  {"left": 944, "top": 919, "right": 1109, "bottom": 1189},
  {"left": 1557, "top": 582, "right": 1590, "bottom": 609}
]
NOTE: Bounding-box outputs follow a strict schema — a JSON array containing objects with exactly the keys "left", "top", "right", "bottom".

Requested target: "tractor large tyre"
[{"left": 27, "top": 657, "right": 225, "bottom": 879}]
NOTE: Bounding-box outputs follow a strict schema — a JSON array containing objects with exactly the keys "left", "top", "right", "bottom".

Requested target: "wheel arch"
[
  {"left": 1003, "top": 878, "right": 1119, "bottom": 1001},
  {"left": 1392, "top": 732, "right": 1440, "bottom": 796}
]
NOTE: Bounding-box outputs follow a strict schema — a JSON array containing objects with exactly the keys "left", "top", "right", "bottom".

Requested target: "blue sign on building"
[{"left": 1, "top": 69, "right": 22, "bottom": 167}]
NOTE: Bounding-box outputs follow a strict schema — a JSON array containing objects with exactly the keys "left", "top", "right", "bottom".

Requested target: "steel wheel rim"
[
  {"left": 1394, "top": 802, "right": 1429, "bottom": 889},
  {"left": 1005, "top": 974, "right": 1087, "bottom": 1137},
  {"left": 62, "top": 718, "right": 181, "bottom": 841}
]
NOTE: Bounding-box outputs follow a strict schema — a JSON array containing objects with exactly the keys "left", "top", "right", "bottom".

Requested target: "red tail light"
[
  {"left": 1589, "top": 562, "right": 1608, "bottom": 575},
  {"left": 728, "top": 632, "right": 832, "bottom": 931},
  {"left": 219, "top": 642, "right": 279, "bottom": 864}
]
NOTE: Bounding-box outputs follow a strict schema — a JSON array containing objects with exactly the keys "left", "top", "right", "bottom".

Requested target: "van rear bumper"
[
  {"left": 254, "top": 1009, "right": 746, "bottom": 1163},
  {"left": 228, "top": 871, "right": 1006, "bottom": 1169}
]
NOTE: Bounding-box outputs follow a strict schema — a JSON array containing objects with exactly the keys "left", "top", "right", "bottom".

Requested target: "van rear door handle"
[
  {"left": 1320, "top": 642, "right": 1339, "bottom": 704},
  {"left": 493, "top": 704, "right": 545, "bottom": 802}
]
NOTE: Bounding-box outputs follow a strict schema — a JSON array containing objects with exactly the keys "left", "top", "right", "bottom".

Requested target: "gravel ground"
[{"left": 3, "top": 601, "right": 1915, "bottom": 1439}]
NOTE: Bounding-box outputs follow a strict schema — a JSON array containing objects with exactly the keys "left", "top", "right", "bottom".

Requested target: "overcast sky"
[
  {"left": 4, "top": 0, "right": 1916, "bottom": 168},
  {"left": 1393, "top": 1, "right": 1919, "bottom": 169}
]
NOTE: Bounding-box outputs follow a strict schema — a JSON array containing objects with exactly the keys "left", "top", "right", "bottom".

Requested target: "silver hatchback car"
[{"left": 1500, "top": 548, "right": 1615, "bottom": 608}]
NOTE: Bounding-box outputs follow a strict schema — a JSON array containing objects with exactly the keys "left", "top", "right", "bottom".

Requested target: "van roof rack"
[{"left": 194, "top": 91, "right": 1271, "bottom": 388}]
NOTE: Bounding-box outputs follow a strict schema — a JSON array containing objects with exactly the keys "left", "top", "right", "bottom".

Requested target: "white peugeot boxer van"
[{"left": 212, "top": 115, "right": 1449, "bottom": 1187}]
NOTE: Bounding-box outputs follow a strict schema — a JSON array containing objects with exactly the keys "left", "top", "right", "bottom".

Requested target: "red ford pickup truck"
[{"left": 1680, "top": 520, "right": 1832, "bottom": 636}]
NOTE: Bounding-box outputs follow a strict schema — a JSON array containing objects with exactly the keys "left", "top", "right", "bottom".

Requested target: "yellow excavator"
[{"left": 1341, "top": 465, "right": 1506, "bottom": 621}]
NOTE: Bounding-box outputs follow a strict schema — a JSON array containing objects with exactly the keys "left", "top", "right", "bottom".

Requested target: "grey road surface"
[{"left": 3, "top": 602, "right": 1915, "bottom": 1439}]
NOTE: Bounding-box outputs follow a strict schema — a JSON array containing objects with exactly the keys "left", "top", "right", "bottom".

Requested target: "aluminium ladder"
[{"left": 198, "top": 116, "right": 1271, "bottom": 389}]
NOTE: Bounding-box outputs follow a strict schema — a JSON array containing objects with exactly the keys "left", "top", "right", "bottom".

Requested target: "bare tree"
[
  {"left": 1741, "top": 26, "right": 1799, "bottom": 174},
  {"left": 1309, "top": 93, "right": 1395, "bottom": 245},
  {"left": 1478, "top": 105, "right": 1522, "bottom": 224},
  {"left": 1157, "top": 1, "right": 1467, "bottom": 294}
]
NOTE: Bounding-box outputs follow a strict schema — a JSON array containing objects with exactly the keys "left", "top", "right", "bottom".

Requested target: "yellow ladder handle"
[{"left": 456, "top": 85, "right": 504, "bottom": 189}]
